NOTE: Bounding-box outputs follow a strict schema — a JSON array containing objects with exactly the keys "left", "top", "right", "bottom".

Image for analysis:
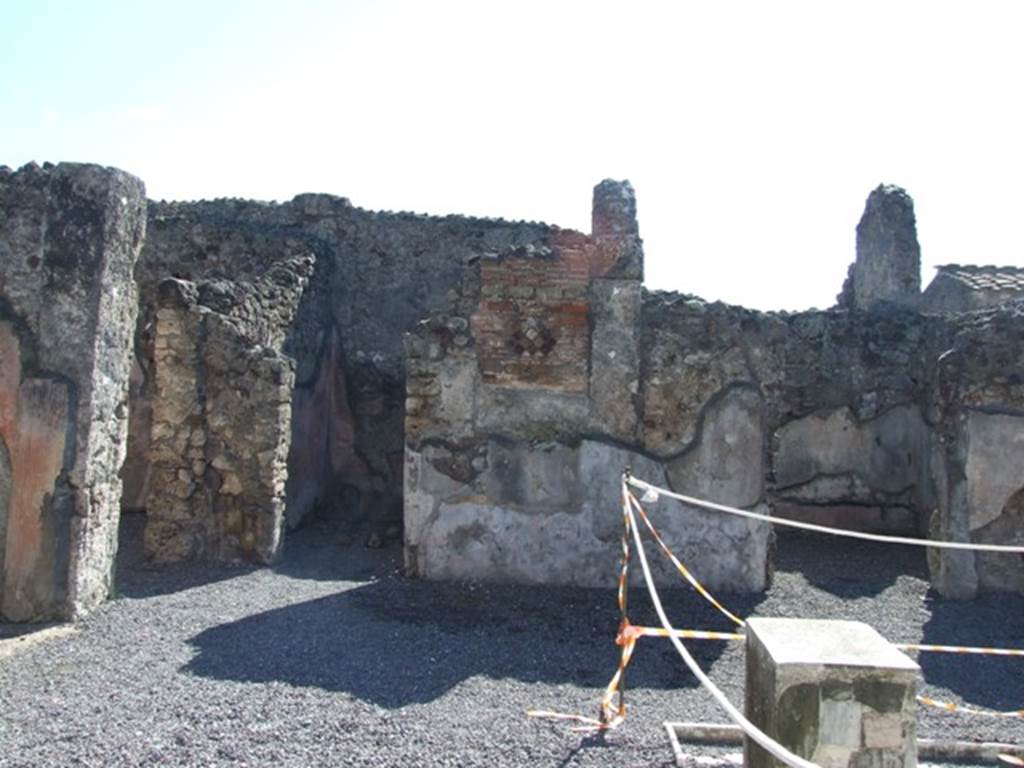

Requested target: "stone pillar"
[
  {"left": 591, "top": 179, "right": 643, "bottom": 280},
  {"left": 589, "top": 279, "right": 642, "bottom": 442},
  {"left": 848, "top": 185, "right": 921, "bottom": 310},
  {"left": 0, "top": 162, "right": 146, "bottom": 621},
  {"left": 745, "top": 618, "right": 919, "bottom": 768}
]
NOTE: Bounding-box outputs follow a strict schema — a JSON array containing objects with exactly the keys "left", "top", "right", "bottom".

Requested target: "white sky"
[{"left": 3, "top": 1, "right": 1023, "bottom": 310}]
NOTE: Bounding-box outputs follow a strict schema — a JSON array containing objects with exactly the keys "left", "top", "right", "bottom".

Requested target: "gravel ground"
[{"left": 1, "top": 514, "right": 1022, "bottom": 768}]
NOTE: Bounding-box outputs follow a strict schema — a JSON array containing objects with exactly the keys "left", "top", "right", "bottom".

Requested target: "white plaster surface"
[{"left": 965, "top": 411, "right": 1024, "bottom": 531}]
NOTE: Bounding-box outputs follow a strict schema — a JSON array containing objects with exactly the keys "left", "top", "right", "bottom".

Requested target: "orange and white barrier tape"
[
  {"left": 917, "top": 695, "right": 1024, "bottom": 719},
  {"left": 531, "top": 478, "right": 1024, "bottom": 742},
  {"left": 621, "top": 480, "right": 821, "bottom": 768},
  {"left": 626, "top": 475, "right": 1024, "bottom": 554},
  {"left": 606, "top": 629, "right": 1024, "bottom": 660},
  {"left": 898, "top": 642, "right": 1024, "bottom": 658},
  {"left": 625, "top": 625, "right": 745, "bottom": 642},
  {"left": 529, "top": 486, "right": 636, "bottom": 732},
  {"left": 626, "top": 492, "right": 746, "bottom": 627}
]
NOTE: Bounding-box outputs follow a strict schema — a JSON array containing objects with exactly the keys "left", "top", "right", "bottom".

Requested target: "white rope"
[
  {"left": 621, "top": 480, "right": 821, "bottom": 768},
  {"left": 627, "top": 476, "right": 1024, "bottom": 554}
]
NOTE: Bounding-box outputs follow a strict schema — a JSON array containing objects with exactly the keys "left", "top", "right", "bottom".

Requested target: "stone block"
[{"left": 745, "top": 618, "right": 919, "bottom": 768}]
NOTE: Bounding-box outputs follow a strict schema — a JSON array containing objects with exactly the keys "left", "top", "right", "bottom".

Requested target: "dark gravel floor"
[{"left": 1, "top": 514, "right": 1022, "bottom": 768}]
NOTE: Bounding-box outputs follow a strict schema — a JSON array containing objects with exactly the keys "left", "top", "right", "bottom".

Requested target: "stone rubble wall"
[
  {"left": 640, "top": 293, "right": 935, "bottom": 536},
  {"left": 2, "top": 159, "right": 1020, "bottom": 621},
  {"left": 406, "top": 180, "right": 1022, "bottom": 598},
  {"left": 144, "top": 257, "right": 312, "bottom": 563},
  {"left": 2, "top": 159, "right": 1020, "bottom": 615},
  {"left": 404, "top": 182, "right": 773, "bottom": 592},
  {"left": 135, "top": 196, "right": 552, "bottom": 545},
  {"left": 0, "top": 162, "right": 146, "bottom": 621}
]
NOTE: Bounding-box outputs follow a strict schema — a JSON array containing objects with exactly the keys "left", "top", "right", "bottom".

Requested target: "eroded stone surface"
[
  {"left": 666, "top": 386, "right": 765, "bottom": 509},
  {"left": 772, "top": 405, "right": 930, "bottom": 531},
  {"left": 406, "top": 431, "right": 770, "bottom": 591},
  {"left": 589, "top": 279, "right": 642, "bottom": 442},
  {"left": 2, "top": 379, "right": 71, "bottom": 622},
  {"left": 144, "top": 257, "right": 311, "bottom": 563},
  {"left": 0, "top": 162, "right": 146, "bottom": 621},
  {"left": 963, "top": 411, "right": 1024, "bottom": 531},
  {"left": 839, "top": 185, "right": 920, "bottom": 310},
  {"left": 0, "top": 436, "right": 10, "bottom": 596},
  {"left": 135, "top": 195, "right": 554, "bottom": 533},
  {"left": 745, "top": 618, "right": 918, "bottom": 768},
  {"left": 928, "top": 304, "right": 1024, "bottom": 598}
]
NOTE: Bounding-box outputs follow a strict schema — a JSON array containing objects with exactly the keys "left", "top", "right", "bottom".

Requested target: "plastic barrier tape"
[
  {"left": 626, "top": 492, "right": 746, "bottom": 627},
  {"left": 530, "top": 476, "right": 1024, "bottom": 740},
  {"left": 917, "top": 695, "right": 1024, "bottom": 719}
]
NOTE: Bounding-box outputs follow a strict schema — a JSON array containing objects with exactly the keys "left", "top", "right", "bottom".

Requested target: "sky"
[{"left": 3, "top": 1, "right": 1023, "bottom": 311}]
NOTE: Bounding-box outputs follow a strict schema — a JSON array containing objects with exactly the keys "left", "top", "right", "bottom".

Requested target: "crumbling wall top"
[
  {"left": 592, "top": 179, "right": 638, "bottom": 237},
  {"left": 843, "top": 183, "right": 921, "bottom": 311}
]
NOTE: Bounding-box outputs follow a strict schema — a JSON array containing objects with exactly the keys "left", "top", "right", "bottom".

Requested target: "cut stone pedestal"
[{"left": 745, "top": 618, "right": 919, "bottom": 768}]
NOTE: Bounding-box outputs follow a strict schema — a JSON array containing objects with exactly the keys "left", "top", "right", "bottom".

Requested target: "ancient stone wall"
[
  {"left": 3, "top": 158, "right": 1019, "bottom": 612},
  {"left": 0, "top": 162, "right": 146, "bottom": 620},
  {"left": 405, "top": 181, "right": 1022, "bottom": 598},
  {"left": 770, "top": 307, "right": 935, "bottom": 532},
  {"left": 144, "top": 257, "right": 312, "bottom": 562},
  {"left": 838, "top": 185, "right": 920, "bottom": 311},
  {"left": 133, "top": 194, "right": 553, "bottom": 553},
  {"left": 404, "top": 182, "right": 773, "bottom": 592},
  {"left": 927, "top": 304, "right": 1024, "bottom": 598},
  {"left": 638, "top": 294, "right": 935, "bottom": 535}
]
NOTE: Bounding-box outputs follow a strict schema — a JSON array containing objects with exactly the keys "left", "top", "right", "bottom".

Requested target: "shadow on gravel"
[
  {"left": 270, "top": 522, "right": 404, "bottom": 583},
  {"left": 773, "top": 531, "right": 929, "bottom": 597},
  {"left": 918, "top": 589, "right": 1024, "bottom": 710},
  {"left": 115, "top": 512, "right": 262, "bottom": 599},
  {"left": 183, "top": 573, "right": 766, "bottom": 709},
  {"left": 0, "top": 621, "right": 63, "bottom": 641},
  {"left": 115, "top": 512, "right": 403, "bottom": 598}
]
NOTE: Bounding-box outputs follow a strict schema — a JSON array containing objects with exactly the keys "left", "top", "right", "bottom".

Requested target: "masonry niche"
[{"left": 0, "top": 162, "right": 146, "bottom": 621}]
